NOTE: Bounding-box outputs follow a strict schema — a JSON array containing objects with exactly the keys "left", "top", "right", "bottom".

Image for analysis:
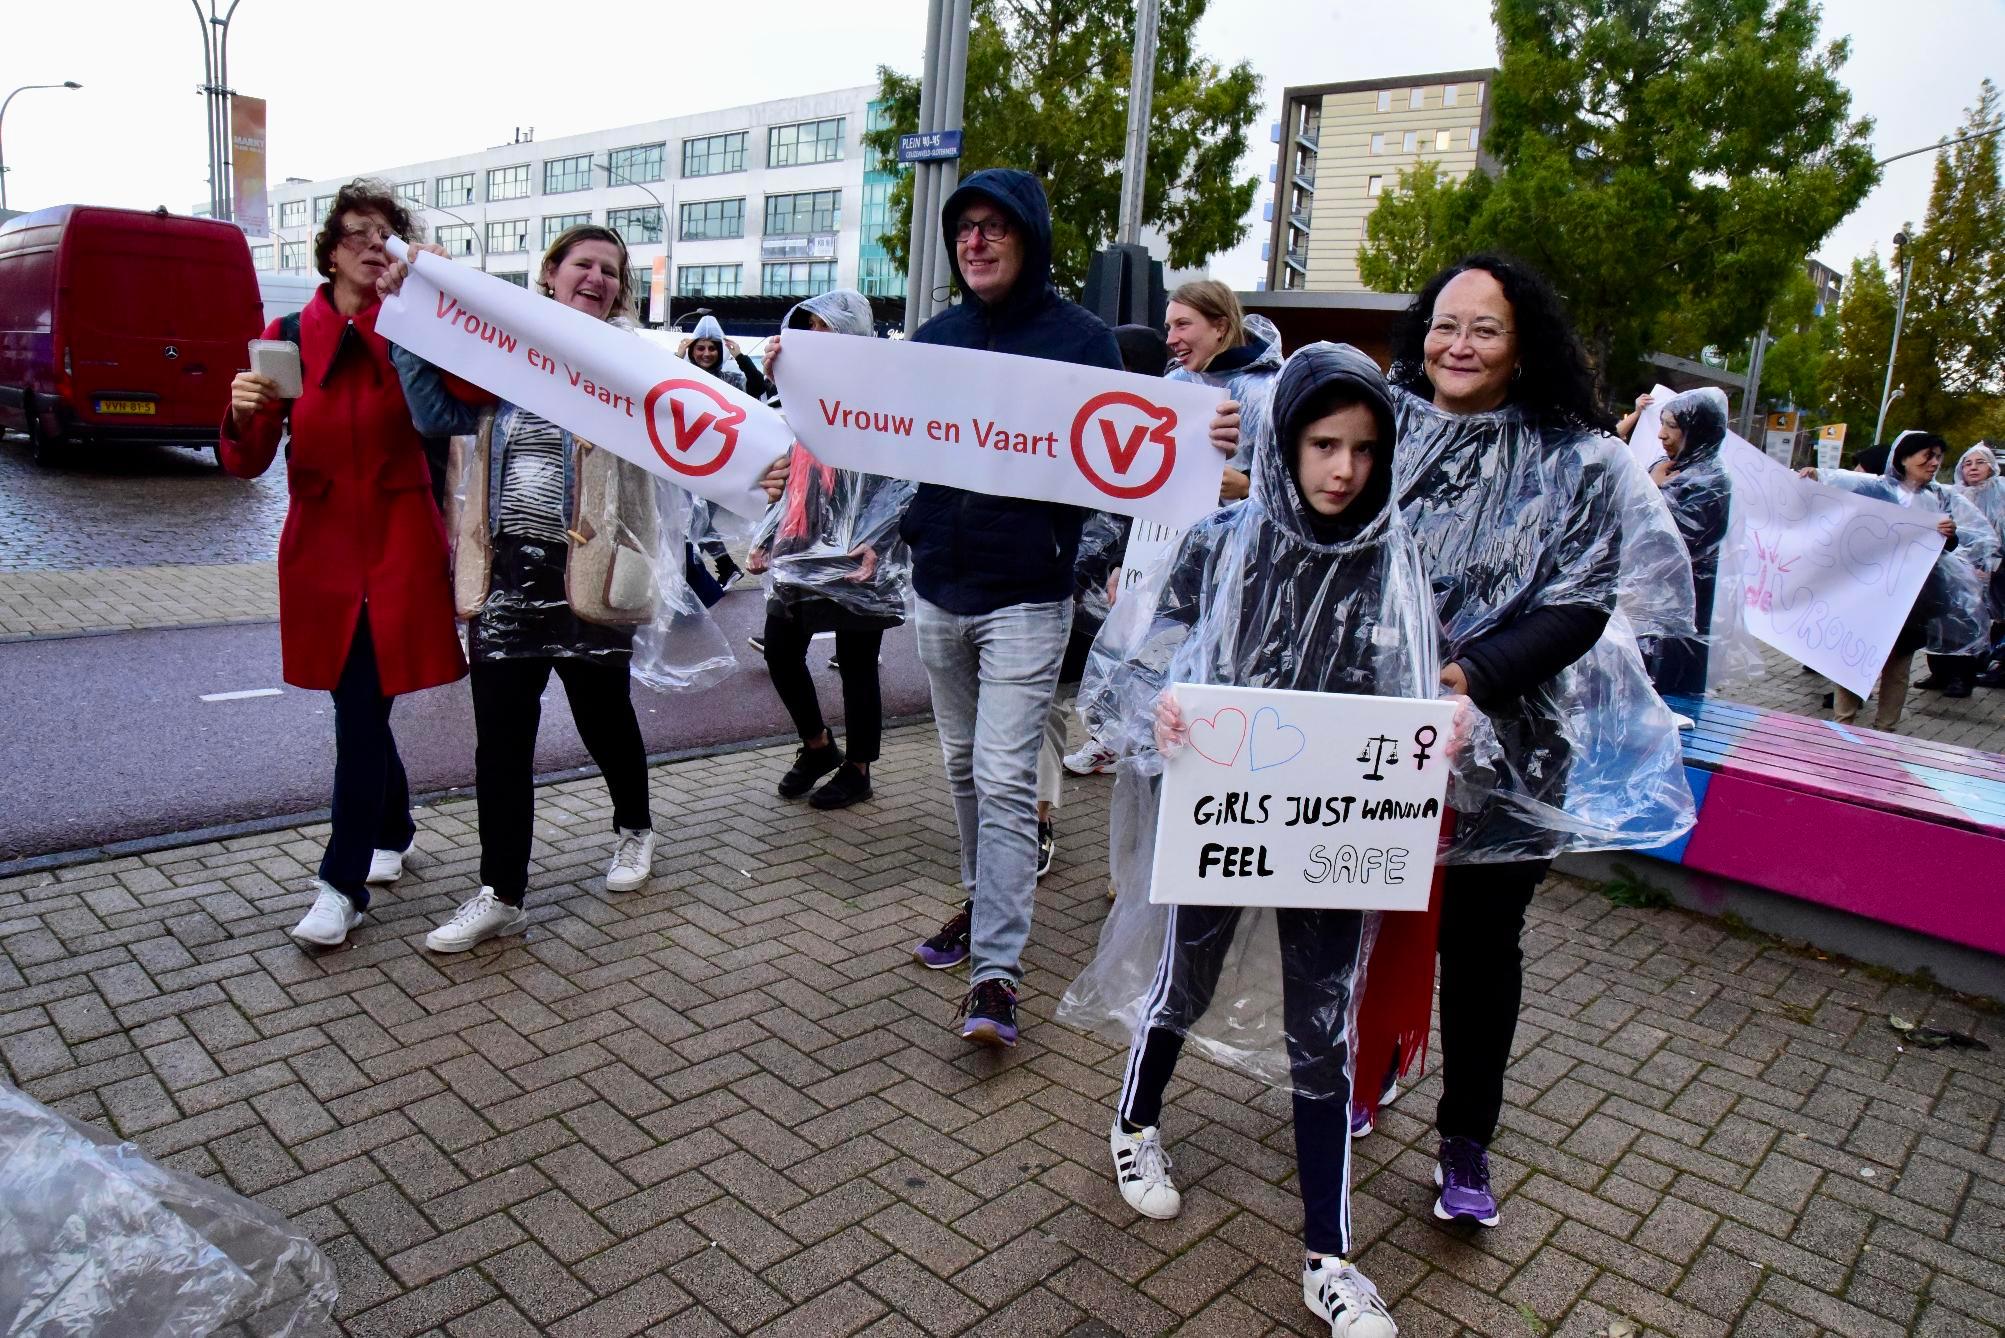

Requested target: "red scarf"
[{"left": 778, "top": 443, "right": 838, "bottom": 542}]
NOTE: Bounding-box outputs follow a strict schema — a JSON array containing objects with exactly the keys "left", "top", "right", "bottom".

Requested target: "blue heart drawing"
[{"left": 1248, "top": 707, "right": 1307, "bottom": 771}]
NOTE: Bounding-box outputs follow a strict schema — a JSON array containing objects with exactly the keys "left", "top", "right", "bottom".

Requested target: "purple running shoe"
[
  {"left": 912, "top": 901, "right": 971, "bottom": 970},
  {"left": 1432, "top": 1136, "right": 1500, "bottom": 1227}
]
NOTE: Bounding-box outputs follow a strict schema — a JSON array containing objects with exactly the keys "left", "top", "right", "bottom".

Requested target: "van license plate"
[{"left": 95, "top": 399, "right": 156, "bottom": 415}]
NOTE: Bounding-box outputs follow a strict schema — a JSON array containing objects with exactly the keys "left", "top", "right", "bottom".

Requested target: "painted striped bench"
[{"left": 1642, "top": 695, "right": 2005, "bottom": 958}]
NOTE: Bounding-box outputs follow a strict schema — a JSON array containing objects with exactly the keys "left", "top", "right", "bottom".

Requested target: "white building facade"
[{"left": 250, "top": 85, "right": 904, "bottom": 324}]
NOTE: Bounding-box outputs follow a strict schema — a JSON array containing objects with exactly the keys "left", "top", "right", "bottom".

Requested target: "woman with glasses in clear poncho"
[{"left": 1201, "top": 255, "right": 1694, "bottom": 1232}]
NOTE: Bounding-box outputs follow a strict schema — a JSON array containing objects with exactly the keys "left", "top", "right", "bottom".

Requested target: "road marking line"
[{"left": 200, "top": 688, "right": 284, "bottom": 702}]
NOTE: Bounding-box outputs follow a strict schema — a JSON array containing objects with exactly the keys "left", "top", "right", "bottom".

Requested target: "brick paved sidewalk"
[
  {"left": 0, "top": 561, "right": 277, "bottom": 640},
  {"left": 2, "top": 723, "right": 2001, "bottom": 1337}
]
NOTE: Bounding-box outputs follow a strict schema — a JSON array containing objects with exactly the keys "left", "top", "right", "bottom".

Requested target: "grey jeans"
[{"left": 915, "top": 595, "right": 1071, "bottom": 985}]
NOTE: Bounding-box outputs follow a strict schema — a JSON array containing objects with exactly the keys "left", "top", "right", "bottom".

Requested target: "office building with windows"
[
  {"left": 1261, "top": 70, "right": 1497, "bottom": 293},
  {"left": 250, "top": 85, "right": 904, "bottom": 326}
]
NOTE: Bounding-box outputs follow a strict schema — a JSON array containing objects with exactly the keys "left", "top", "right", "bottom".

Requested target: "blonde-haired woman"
[
  {"left": 1164, "top": 279, "right": 1283, "bottom": 502},
  {"left": 383, "top": 225, "right": 782, "bottom": 954}
]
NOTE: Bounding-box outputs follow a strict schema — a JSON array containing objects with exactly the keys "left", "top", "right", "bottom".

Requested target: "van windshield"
[{"left": 70, "top": 245, "right": 254, "bottom": 339}]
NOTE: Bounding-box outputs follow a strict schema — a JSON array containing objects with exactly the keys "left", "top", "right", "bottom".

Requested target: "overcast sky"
[{"left": 4, "top": 0, "right": 1995, "bottom": 290}]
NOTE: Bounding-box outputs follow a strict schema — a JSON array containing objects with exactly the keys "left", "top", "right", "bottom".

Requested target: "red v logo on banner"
[
  {"left": 1099, "top": 419, "right": 1148, "bottom": 474},
  {"left": 668, "top": 401, "right": 719, "bottom": 452}
]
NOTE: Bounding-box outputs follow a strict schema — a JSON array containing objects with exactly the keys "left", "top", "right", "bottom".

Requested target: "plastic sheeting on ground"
[{"left": 0, "top": 1085, "right": 337, "bottom": 1338}]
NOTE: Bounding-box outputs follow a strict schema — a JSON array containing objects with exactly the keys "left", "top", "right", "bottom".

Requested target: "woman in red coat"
[{"left": 223, "top": 179, "right": 465, "bottom": 949}]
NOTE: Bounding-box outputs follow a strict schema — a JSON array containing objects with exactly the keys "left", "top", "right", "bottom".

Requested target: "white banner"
[
  {"left": 773, "top": 329, "right": 1228, "bottom": 528},
  {"left": 1626, "top": 382, "right": 1675, "bottom": 471},
  {"left": 1150, "top": 684, "right": 1457, "bottom": 911},
  {"left": 1719, "top": 438, "right": 1946, "bottom": 697},
  {"left": 376, "top": 238, "right": 785, "bottom": 519}
]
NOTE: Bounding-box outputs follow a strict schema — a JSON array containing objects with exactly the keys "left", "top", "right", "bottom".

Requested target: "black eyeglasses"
[{"left": 954, "top": 216, "right": 1011, "bottom": 243}]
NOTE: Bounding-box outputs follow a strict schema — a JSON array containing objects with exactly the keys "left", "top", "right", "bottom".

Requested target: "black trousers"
[
  {"left": 761, "top": 606, "right": 886, "bottom": 763},
  {"left": 1435, "top": 858, "right": 1548, "bottom": 1146},
  {"left": 1119, "top": 904, "right": 1366, "bottom": 1256},
  {"left": 1924, "top": 652, "right": 1980, "bottom": 686},
  {"left": 471, "top": 657, "right": 652, "bottom": 906},
  {"left": 319, "top": 614, "right": 415, "bottom": 908}
]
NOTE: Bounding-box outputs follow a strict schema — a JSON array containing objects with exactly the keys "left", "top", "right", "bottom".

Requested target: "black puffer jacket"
[{"left": 903, "top": 168, "right": 1124, "bottom": 615}]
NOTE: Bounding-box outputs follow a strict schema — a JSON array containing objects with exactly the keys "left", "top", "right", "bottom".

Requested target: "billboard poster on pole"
[{"left": 230, "top": 96, "right": 269, "bottom": 236}]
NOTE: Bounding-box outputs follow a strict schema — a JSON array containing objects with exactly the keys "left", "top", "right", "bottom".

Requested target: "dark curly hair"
[
  {"left": 1389, "top": 253, "right": 1611, "bottom": 433},
  {"left": 313, "top": 179, "right": 416, "bottom": 281}
]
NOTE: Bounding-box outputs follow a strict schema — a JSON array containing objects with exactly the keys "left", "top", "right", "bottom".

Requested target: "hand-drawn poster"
[{"left": 1150, "top": 684, "right": 1458, "bottom": 912}]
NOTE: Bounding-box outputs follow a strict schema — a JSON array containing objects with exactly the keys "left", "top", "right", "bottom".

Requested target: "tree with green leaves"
[
  {"left": 1820, "top": 83, "right": 2005, "bottom": 451},
  {"left": 1358, "top": 0, "right": 1877, "bottom": 401},
  {"left": 1356, "top": 160, "right": 1485, "bottom": 293},
  {"left": 862, "top": 0, "right": 1261, "bottom": 295}
]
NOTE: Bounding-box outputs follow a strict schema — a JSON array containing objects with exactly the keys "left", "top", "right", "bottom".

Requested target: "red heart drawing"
[{"left": 1186, "top": 707, "right": 1248, "bottom": 767}]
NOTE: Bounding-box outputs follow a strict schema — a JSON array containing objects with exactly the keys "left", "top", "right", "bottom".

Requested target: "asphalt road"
[{"left": 0, "top": 592, "right": 932, "bottom": 864}]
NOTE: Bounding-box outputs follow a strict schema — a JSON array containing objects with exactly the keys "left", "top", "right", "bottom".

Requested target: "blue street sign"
[{"left": 896, "top": 130, "right": 964, "bottom": 164}]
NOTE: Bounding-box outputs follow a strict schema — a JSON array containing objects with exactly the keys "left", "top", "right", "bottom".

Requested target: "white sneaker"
[
  {"left": 1672, "top": 712, "right": 1697, "bottom": 731},
  {"left": 1303, "top": 1257, "right": 1398, "bottom": 1337},
  {"left": 1109, "top": 1123, "right": 1181, "bottom": 1219},
  {"left": 425, "top": 887, "right": 527, "bottom": 953},
  {"left": 291, "top": 882, "right": 363, "bottom": 947},
  {"left": 605, "top": 828, "right": 656, "bottom": 892},
  {"left": 1065, "top": 739, "right": 1119, "bottom": 775},
  {"left": 366, "top": 848, "right": 406, "bottom": 884}
]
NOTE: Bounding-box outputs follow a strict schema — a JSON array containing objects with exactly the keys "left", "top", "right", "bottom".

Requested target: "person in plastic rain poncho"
[
  {"left": 384, "top": 225, "right": 786, "bottom": 954},
  {"left": 681, "top": 313, "right": 751, "bottom": 590},
  {"left": 1205, "top": 256, "right": 1695, "bottom": 1229},
  {"left": 1953, "top": 443, "right": 2005, "bottom": 685},
  {"left": 1806, "top": 431, "right": 1997, "bottom": 719},
  {"left": 1063, "top": 343, "right": 1451, "bottom": 1338},
  {"left": 1164, "top": 280, "right": 1284, "bottom": 504},
  {"left": 1647, "top": 388, "right": 1734, "bottom": 699},
  {"left": 747, "top": 290, "right": 916, "bottom": 811}
]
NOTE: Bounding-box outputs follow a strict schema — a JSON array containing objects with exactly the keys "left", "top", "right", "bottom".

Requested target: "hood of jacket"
[
  {"left": 940, "top": 168, "right": 1056, "bottom": 320},
  {"left": 1659, "top": 387, "right": 1728, "bottom": 472},
  {"left": 783, "top": 288, "right": 874, "bottom": 336},
  {"left": 1260, "top": 342, "right": 1398, "bottom": 552},
  {"left": 684, "top": 315, "right": 743, "bottom": 389}
]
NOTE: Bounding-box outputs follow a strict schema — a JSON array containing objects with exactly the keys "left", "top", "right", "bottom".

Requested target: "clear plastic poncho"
[
  {"left": 756, "top": 291, "right": 916, "bottom": 624},
  {"left": 1391, "top": 387, "right": 1695, "bottom": 862},
  {"left": 1167, "top": 315, "right": 1284, "bottom": 474},
  {"left": 1814, "top": 434, "right": 1998, "bottom": 656},
  {"left": 1059, "top": 343, "right": 1478, "bottom": 1096},
  {"left": 385, "top": 316, "right": 740, "bottom": 695},
  {"left": 1952, "top": 443, "right": 2005, "bottom": 556},
  {"left": 1645, "top": 388, "right": 1736, "bottom": 696},
  {"left": 0, "top": 1085, "right": 337, "bottom": 1337},
  {"left": 682, "top": 314, "right": 745, "bottom": 390}
]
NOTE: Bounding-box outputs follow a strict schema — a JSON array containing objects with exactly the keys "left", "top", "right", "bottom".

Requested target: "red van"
[{"left": 0, "top": 205, "right": 262, "bottom": 463}]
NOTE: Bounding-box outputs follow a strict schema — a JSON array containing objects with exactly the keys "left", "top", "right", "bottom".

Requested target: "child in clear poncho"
[{"left": 1061, "top": 343, "right": 1451, "bottom": 1338}]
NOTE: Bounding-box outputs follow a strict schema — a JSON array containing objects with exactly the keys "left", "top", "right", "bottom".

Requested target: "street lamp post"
[
  {"left": 190, "top": 0, "right": 245, "bottom": 221},
  {"left": 1874, "top": 229, "right": 1915, "bottom": 447},
  {"left": 0, "top": 81, "right": 83, "bottom": 211},
  {"left": 595, "top": 157, "right": 671, "bottom": 326}
]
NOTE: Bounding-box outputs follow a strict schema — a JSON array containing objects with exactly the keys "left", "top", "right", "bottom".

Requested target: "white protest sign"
[
  {"left": 1115, "top": 519, "right": 1188, "bottom": 604},
  {"left": 773, "top": 329, "right": 1226, "bottom": 527},
  {"left": 1626, "top": 383, "right": 1674, "bottom": 471},
  {"left": 1150, "top": 684, "right": 1457, "bottom": 911},
  {"left": 376, "top": 238, "right": 784, "bottom": 519},
  {"left": 1718, "top": 437, "right": 1946, "bottom": 697}
]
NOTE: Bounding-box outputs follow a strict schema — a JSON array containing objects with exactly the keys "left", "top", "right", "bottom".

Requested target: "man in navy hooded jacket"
[{"left": 904, "top": 169, "right": 1124, "bottom": 1049}]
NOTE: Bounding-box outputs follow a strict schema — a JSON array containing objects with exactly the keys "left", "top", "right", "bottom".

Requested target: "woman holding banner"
[
  {"left": 380, "top": 225, "right": 781, "bottom": 953},
  {"left": 682, "top": 315, "right": 752, "bottom": 589},
  {"left": 1647, "top": 388, "right": 1734, "bottom": 698},
  {"left": 223, "top": 180, "right": 465, "bottom": 951},
  {"left": 1164, "top": 282, "right": 1283, "bottom": 504},
  {"left": 746, "top": 290, "right": 915, "bottom": 811},
  {"left": 1807, "top": 432, "right": 1995, "bottom": 719}
]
